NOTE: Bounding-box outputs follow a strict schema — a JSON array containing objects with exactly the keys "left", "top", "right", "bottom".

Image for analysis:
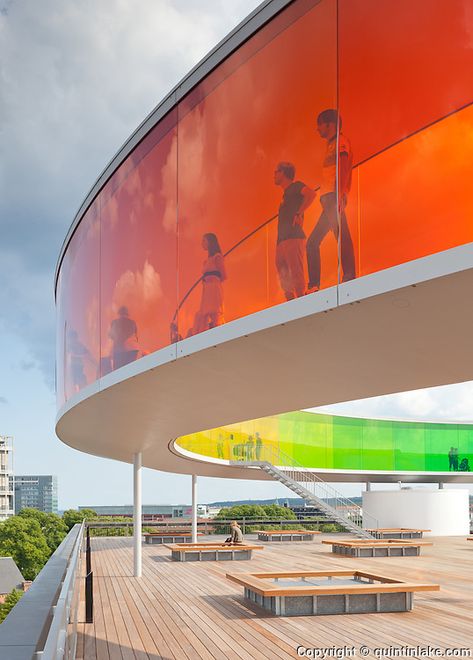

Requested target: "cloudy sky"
[{"left": 1, "top": 0, "right": 472, "bottom": 510}]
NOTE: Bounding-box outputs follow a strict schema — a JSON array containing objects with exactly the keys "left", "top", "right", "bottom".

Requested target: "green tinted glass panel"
[{"left": 177, "top": 411, "right": 473, "bottom": 474}]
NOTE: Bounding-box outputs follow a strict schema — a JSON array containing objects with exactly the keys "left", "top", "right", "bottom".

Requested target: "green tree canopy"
[
  {"left": 216, "top": 503, "right": 295, "bottom": 520},
  {"left": 18, "top": 508, "right": 67, "bottom": 553},
  {"left": 0, "top": 589, "right": 23, "bottom": 623},
  {"left": 62, "top": 508, "right": 97, "bottom": 531},
  {"left": 260, "top": 504, "right": 296, "bottom": 519},
  {"left": 0, "top": 517, "right": 50, "bottom": 580}
]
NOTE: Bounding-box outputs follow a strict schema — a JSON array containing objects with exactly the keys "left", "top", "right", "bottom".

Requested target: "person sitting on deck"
[{"left": 224, "top": 521, "right": 244, "bottom": 545}]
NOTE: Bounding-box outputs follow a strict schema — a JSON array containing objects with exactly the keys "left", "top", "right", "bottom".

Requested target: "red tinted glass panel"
[
  {"left": 177, "top": 0, "right": 337, "bottom": 338},
  {"left": 57, "top": 202, "right": 100, "bottom": 404},
  {"left": 339, "top": 0, "right": 473, "bottom": 165},
  {"left": 100, "top": 110, "right": 177, "bottom": 376}
]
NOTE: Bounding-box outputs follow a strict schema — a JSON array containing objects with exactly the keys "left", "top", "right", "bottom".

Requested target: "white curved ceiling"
[{"left": 56, "top": 245, "right": 473, "bottom": 482}]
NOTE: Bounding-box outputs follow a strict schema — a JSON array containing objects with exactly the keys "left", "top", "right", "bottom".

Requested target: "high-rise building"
[
  {"left": 14, "top": 475, "right": 58, "bottom": 515},
  {"left": 0, "top": 436, "right": 14, "bottom": 521}
]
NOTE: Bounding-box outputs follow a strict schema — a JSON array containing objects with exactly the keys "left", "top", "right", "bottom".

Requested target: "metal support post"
[
  {"left": 85, "top": 525, "right": 93, "bottom": 623},
  {"left": 192, "top": 474, "right": 198, "bottom": 543},
  {"left": 133, "top": 452, "right": 142, "bottom": 577}
]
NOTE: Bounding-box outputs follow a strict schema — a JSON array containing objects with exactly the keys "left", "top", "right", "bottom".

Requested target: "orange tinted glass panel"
[
  {"left": 57, "top": 202, "right": 100, "bottom": 405},
  {"left": 100, "top": 111, "right": 177, "bottom": 376},
  {"left": 57, "top": 0, "right": 473, "bottom": 408},
  {"left": 177, "top": 0, "right": 337, "bottom": 338},
  {"left": 349, "top": 105, "right": 473, "bottom": 276},
  {"left": 339, "top": 0, "right": 473, "bottom": 164}
]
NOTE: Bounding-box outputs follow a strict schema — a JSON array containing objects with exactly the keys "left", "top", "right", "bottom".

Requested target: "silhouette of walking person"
[
  {"left": 274, "top": 162, "right": 315, "bottom": 300},
  {"left": 306, "top": 109, "right": 356, "bottom": 292}
]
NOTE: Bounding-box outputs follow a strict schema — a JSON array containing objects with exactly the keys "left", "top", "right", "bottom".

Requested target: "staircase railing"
[{"left": 228, "top": 440, "right": 378, "bottom": 534}]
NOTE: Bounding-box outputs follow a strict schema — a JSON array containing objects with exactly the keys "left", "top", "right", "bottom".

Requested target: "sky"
[{"left": 1, "top": 0, "right": 472, "bottom": 510}]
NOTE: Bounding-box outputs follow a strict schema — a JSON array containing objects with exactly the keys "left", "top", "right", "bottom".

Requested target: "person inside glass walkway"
[
  {"left": 306, "top": 109, "right": 356, "bottom": 292},
  {"left": 108, "top": 306, "right": 139, "bottom": 370},
  {"left": 192, "top": 232, "right": 226, "bottom": 334},
  {"left": 274, "top": 162, "right": 315, "bottom": 300}
]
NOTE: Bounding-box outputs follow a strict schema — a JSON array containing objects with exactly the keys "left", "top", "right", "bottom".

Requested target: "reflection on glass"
[
  {"left": 57, "top": 202, "right": 100, "bottom": 404},
  {"left": 66, "top": 329, "right": 95, "bottom": 393},
  {"left": 57, "top": 0, "right": 473, "bottom": 406},
  {"left": 177, "top": 0, "right": 337, "bottom": 336},
  {"left": 99, "top": 110, "right": 178, "bottom": 377}
]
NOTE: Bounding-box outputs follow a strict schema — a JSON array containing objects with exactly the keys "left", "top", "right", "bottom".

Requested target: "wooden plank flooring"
[{"left": 75, "top": 535, "right": 473, "bottom": 659}]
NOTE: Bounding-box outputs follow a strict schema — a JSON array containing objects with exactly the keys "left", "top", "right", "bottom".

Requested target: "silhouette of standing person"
[
  {"left": 217, "top": 434, "right": 224, "bottom": 459},
  {"left": 274, "top": 162, "right": 315, "bottom": 301},
  {"left": 193, "top": 233, "right": 226, "bottom": 334},
  {"left": 306, "top": 109, "right": 356, "bottom": 292},
  {"left": 109, "top": 306, "right": 139, "bottom": 370},
  {"left": 67, "top": 329, "right": 92, "bottom": 392},
  {"left": 448, "top": 446, "right": 455, "bottom": 471},
  {"left": 246, "top": 436, "right": 255, "bottom": 461},
  {"left": 255, "top": 432, "right": 263, "bottom": 460},
  {"left": 453, "top": 447, "right": 459, "bottom": 471}
]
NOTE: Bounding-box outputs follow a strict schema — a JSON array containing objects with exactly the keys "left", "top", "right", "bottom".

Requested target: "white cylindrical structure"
[
  {"left": 133, "top": 452, "right": 142, "bottom": 577},
  {"left": 363, "top": 488, "right": 470, "bottom": 536},
  {"left": 192, "top": 474, "right": 198, "bottom": 543}
]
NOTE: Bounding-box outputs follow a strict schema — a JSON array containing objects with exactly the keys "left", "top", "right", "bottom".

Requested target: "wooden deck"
[{"left": 75, "top": 535, "right": 473, "bottom": 659}]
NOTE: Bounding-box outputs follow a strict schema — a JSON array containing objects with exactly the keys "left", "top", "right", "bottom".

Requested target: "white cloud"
[
  {"left": 311, "top": 381, "right": 473, "bottom": 423},
  {"left": 0, "top": 0, "right": 259, "bottom": 385}
]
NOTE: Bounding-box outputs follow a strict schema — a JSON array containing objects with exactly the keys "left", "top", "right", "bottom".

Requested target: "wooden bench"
[
  {"left": 322, "top": 538, "right": 432, "bottom": 557},
  {"left": 256, "top": 530, "right": 321, "bottom": 542},
  {"left": 365, "top": 528, "right": 430, "bottom": 539},
  {"left": 226, "top": 569, "right": 439, "bottom": 616},
  {"left": 143, "top": 531, "right": 203, "bottom": 545},
  {"left": 166, "top": 542, "right": 263, "bottom": 562}
]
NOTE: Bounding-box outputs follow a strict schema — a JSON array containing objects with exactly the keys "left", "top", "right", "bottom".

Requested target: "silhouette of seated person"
[
  {"left": 224, "top": 521, "right": 244, "bottom": 545},
  {"left": 459, "top": 457, "right": 470, "bottom": 472},
  {"left": 109, "top": 306, "right": 139, "bottom": 370}
]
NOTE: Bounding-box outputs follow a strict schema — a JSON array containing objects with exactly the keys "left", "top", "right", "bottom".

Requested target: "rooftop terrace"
[{"left": 75, "top": 534, "right": 473, "bottom": 659}]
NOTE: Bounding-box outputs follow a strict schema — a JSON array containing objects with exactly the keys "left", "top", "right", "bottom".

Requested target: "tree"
[
  {"left": 0, "top": 589, "right": 23, "bottom": 623},
  {"left": 0, "top": 517, "right": 50, "bottom": 580},
  {"left": 216, "top": 504, "right": 268, "bottom": 520},
  {"left": 62, "top": 508, "right": 97, "bottom": 531},
  {"left": 18, "top": 509, "right": 67, "bottom": 553},
  {"left": 261, "top": 504, "right": 296, "bottom": 519},
  {"left": 216, "top": 503, "right": 296, "bottom": 520}
]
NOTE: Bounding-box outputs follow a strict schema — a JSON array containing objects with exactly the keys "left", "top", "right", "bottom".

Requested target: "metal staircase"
[{"left": 229, "top": 442, "right": 377, "bottom": 539}]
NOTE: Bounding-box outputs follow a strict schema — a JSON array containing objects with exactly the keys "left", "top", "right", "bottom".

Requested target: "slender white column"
[
  {"left": 192, "top": 474, "right": 198, "bottom": 543},
  {"left": 366, "top": 482, "right": 372, "bottom": 492},
  {"left": 133, "top": 452, "right": 142, "bottom": 577}
]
